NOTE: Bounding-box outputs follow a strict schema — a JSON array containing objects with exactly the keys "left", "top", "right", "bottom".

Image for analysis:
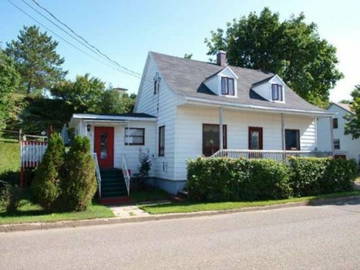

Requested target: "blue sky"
[{"left": 1, "top": 0, "right": 359, "bottom": 101}]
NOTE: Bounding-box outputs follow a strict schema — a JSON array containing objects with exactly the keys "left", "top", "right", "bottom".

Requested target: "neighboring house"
[
  {"left": 317, "top": 103, "right": 360, "bottom": 162},
  {"left": 69, "top": 51, "right": 332, "bottom": 197}
]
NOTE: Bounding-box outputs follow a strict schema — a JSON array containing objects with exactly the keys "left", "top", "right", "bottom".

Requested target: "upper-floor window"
[
  {"left": 221, "top": 77, "right": 235, "bottom": 96},
  {"left": 153, "top": 73, "right": 160, "bottom": 95},
  {"left": 272, "top": 84, "right": 283, "bottom": 101},
  {"left": 333, "top": 118, "right": 338, "bottom": 129}
]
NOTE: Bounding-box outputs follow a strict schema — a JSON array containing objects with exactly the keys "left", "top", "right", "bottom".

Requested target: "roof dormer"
[
  {"left": 203, "top": 66, "right": 238, "bottom": 97},
  {"left": 252, "top": 74, "right": 286, "bottom": 103}
]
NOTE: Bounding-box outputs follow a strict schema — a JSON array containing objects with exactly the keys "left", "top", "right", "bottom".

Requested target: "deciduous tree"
[{"left": 205, "top": 8, "right": 343, "bottom": 106}]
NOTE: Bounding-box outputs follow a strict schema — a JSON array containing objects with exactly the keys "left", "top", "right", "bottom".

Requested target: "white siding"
[
  {"left": 174, "top": 106, "right": 317, "bottom": 180},
  {"left": 134, "top": 54, "right": 179, "bottom": 181},
  {"left": 318, "top": 104, "right": 360, "bottom": 161}
]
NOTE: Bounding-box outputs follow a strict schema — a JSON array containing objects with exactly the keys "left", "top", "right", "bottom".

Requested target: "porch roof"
[{"left": 71, "top": 112, "right": 157, "bottom": 122}]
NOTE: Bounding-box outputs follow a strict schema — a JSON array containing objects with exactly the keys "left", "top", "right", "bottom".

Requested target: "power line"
[
  {"left": 20, "top": 0, "right": 106, "bottom": 63},
  {"left": 7, "top": 0, "right": 133, "bottom": 76},
  {"left": 30, "top": 0, "right": 141, "bottom": 79}
]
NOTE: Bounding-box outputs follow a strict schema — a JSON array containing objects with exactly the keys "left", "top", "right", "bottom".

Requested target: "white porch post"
[
  {"left": 329, "top": 116, "right": 335, "bottom": 155},
  {"left": 219, "top": 107, "right": 224, "bottom": 150}
]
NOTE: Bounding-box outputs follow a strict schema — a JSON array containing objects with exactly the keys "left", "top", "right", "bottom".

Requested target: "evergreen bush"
[
  {"left": 60, "top": 136, "right": 97, "bottom": 211},
  {"left": 31, "top": 133, "right": 65, "bottom": 211}
]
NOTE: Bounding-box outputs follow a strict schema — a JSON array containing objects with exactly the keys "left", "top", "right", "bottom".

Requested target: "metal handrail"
[
  {"left": 92, "top": 153, "right": 102, "bottom": 199},
  {"left": 121, "top": 154, "right": 131, "bottom": 196},
  {"left": 211, "top": 149, "right": 332, "bottom": 161}
]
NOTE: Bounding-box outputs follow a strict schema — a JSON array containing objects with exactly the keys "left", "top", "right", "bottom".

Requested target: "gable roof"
[
  {"left": 150, "top": 51, "right": 327, "bottom": 114},
  {"left": 331, "top": 102, "right": 353, "bottom": 114}
]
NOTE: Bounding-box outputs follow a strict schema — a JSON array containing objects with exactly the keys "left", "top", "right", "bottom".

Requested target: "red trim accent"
[
  {"left": 248, "top": 127, "right": 263, "bottom": 150},
  {"left": 100, "top": 196, "right": 130, "bottom": 205}
]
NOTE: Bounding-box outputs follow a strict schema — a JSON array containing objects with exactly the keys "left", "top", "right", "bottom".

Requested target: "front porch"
[{"left": 69, "top": 113, "right": 157, "bottom": 203}]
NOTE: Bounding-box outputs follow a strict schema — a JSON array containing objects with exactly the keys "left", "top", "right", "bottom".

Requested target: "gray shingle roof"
[{"left": 150, "top": 51, "right": 326, "bottom": 113}]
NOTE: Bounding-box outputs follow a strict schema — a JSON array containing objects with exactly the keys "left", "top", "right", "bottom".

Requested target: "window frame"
[
  {"left": 333, "top": 118, "right": 338, "bottom": 129},
  {"left": 202, "top": 124, "right": 227, "bottom": 157},
  {"left": 124, "top": 128, "right": 145, "bottom": 146},
  {"left": 334, "top": 138, "right": 340, "bottom": 150},
  {"left": 158, "top": 125, "right": 165, "bottom": 157},
  {"left": 248, "top": 127, "right": 263, "bottom": 150},
  {"left": 285, "top": 129, "right": 300, "bottom": 151},
  {"left": 221, "top": 77, "right": 235, "bottom": 96},
  {"left": 272, "top": 84, "right": 283, "bottom": 101}
]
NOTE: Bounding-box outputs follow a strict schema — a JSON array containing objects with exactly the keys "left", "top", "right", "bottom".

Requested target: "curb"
[{"left": 1, "top": 195, "right": 359, "bottom": 233}]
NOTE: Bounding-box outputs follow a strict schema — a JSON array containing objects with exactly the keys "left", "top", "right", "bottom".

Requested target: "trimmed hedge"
[
  {"left": 187, "top": 157, "right": 357, "bottom": 202},
  {"left": 187, "top": 158, "right": 291, "bottom": 201},
  {"left": 289, "top": 157, "right": 357, "bottom": 196}
]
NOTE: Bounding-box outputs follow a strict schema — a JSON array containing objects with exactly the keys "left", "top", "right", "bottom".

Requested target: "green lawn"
[
  {"left": 0, "top": 139, "right": 20, "bottom": 174},
  {"left": 0, "top": 199, "right": 114, "bottom": 224},
  {"left": 141, "top": 191, "right": 360, "bottom": 214},
  {"left": 130, "top": 188, "right": 171, "bottom": 203}
]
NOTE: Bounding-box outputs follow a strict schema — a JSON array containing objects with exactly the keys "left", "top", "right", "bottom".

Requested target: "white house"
[
  {"left": 317, "top": 103, "right": 360, "bottom": 162},
  {"left": 69, "top": 51, "right": 333, "bottom": 198}
]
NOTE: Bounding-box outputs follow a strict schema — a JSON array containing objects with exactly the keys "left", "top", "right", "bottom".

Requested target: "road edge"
[{"left": 1, "top": 195, "right": 359, "bottom": 233}]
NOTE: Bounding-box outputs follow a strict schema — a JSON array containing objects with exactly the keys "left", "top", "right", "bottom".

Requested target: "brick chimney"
[{"left": 216, "top": 50, "right": 227, "bottom": 66}]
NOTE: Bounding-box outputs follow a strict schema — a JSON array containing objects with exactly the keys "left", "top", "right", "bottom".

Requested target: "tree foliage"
[
  {"left": 99, "top": 89, "right": 136, "bottom": 114},
  {"left": 20, "top": 96, "right": 73, "bottom": 134},
  {"left": 205, "top": 8, "right": 343, "bottom": 106},
  {"left": 0, "top": 50, "right": 20, "bottom": 130},
  {"left": 31, "top": 133, "right": 65, "bottom": 211},
  {"left": 344, "top": 84, "right": 360, "bottom": 138},
  {"left": 6, "top": 25, "right": 66, "bottom": 94},
  {"left": 51, "top": 73, "right": 105, "bottom": 113}
]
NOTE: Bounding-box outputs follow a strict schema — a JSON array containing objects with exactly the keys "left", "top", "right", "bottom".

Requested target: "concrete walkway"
[{"left": 110, "top": 205, "right": 150, "bottom": 218}]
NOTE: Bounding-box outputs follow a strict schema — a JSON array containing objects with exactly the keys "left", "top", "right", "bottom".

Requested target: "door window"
[
  {"left": 248, "top": 127, "right": 263, "bottom": 150},
  {"left": 100, "top": 133, "right": 108, "bottom": 159}
]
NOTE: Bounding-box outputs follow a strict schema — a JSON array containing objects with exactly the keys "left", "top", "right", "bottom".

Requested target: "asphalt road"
[{"left": 1, "top": 198, "right": 360, "bottom": 270}]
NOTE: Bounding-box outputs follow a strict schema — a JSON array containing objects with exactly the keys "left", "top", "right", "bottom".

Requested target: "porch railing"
[
  {"left": 211, "top": 149, "right": 332, "bottom": 161},
  {"left": 92, "top": 153, "right": 102, "bottom": 199},
  {"left": 121, "top": 154, "right": 131, "bottom": 196}
]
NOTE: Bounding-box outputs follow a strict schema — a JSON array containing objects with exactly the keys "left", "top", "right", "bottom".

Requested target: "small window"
[
  {"left": 221, "top": 77, "right": 235, "bottom": 96},
  {"left": 153, "top": 74, "right": 160, "bottom": 95},
  {"left": 158, "top": 126, "right": 165, "bottom": 156},
  {"left": 125, "top": 128, "right": 145, "bottom": 145},
  {"left": 333, "top": 118, "right": 338, "bottom": 129},
  {"left": 334, "top": 139, "right": 340, "bottom": 150},
  {"left": 285, "top": 129, "right": 300, "bottom": 150},
  {"left": 272, "top": 84, "right": 283, "bottom": 101}
]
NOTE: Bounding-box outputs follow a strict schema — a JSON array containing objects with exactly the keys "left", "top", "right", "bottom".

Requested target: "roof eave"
[{"left": 183, "top": 97, "right": 334, "bottom": 117}]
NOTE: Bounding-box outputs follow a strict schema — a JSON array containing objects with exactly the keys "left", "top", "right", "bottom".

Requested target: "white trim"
[
  {"left": 72, "top": 114, "right": 157, "bottom": 122},
  {"left": 183, "top": 97, "right": 334, "bottom": 117}
]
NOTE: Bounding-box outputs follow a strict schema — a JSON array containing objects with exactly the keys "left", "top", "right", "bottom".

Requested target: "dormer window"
[
  {"left": 221, "top": 77, "right": 235, "bottom": 96},
  {"left": 272, "top": 84, "right": 283, "bottom": 101}
]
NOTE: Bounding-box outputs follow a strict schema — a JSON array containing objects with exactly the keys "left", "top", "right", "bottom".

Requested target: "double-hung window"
[
  {"left": 272, "top": 84, "right": 283, "bottom": 101},
  {"left": 125, "top": 128, "right": 145, "bottom": 145},
  {"left": 221, "top": 77, "right": 235, "bottom": 96}
]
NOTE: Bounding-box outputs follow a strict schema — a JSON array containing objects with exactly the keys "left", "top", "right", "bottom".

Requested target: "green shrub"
[
  {"left": 0, "top": 180, "right": 24, "bottom": 213},
  {"left": 187, "top": 157, "right": 291, "bottom": 202},
  {"left": 288, "top": 157, "right": 357, "bottom": 196},
  {"left": 288, "top": 157, "right": 328, "bottom": 196},
  {"left": 31, "top": 133, "right": 65, "bottom": 211},
  {"left": 60, "top": 136, "right": 97, "bottom": 211}
]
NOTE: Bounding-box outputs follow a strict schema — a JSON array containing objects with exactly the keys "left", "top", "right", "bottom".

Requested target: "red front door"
[{"left": 94, "top": 127, "right": 114, "bottom": 168}]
